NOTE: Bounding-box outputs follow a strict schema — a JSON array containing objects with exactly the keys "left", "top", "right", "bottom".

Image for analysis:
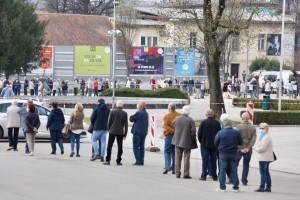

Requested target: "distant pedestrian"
[
  {"left": 0, "top": 83, "right": 14, "bottom": 99},
  {"left": 162, "top": 102, "right": 181, "bottom": 174},
  {"left": 253, "top": 123, "right": 274, "bottom": 192},
  {"left": 198, "top": 109, "right": 220, "bottom": 181},
  {"left": 150, "top": 76, "right": 156, "bottom": 90},
  {"left": 103, "top": 100, "right": 128, "bottom": 165},
  {"left": 87, "top": 78, "right": 93, "bottom": 96},
  {"left": 24, "top": 77, "right": 29, "bottom": 96},
  {"left": 236, "top": 113, "right": 256, "bottom": 186},
  {"left": 93, "top": 78, "right": 99, "bottom": 96},
  {"left": 188, "top": 77, "right": 194, "bottom": 96},
  {"left": 47, "top": 101, "right": 65, "bottom": 155},
  {"left": 29, "top": 80, "right": 35, "bottom": 96},
  {"left": 172, "top": 106, "right": 197, "bottom": 179},
  {"left": 52, "top": 80, "right": 58, "bottom": 96},
  {"left": 130, "top": 101, "right": 149, "bottom": 166},
  {"left": 6, "top": 100, "right": 21, "bottom": 151},
  {"left": 25, "top": 104, "right": 40, "bottom": 156},
  {"left": 214, "top": 118, "right": 243, "bottom": 192}
]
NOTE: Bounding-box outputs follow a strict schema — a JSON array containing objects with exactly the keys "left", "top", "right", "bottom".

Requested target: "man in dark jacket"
[
  {"left": 103, "top": 100, "right": 128, "bottom": 165},
  {"left": 130, "top": 101, "right": 148, "bottom": 165},
  {"left": 90, "top": 99, "right": 110, "bottom": 162},
  {"left": 214, "top": 119, "right": 243, "bottom": 192},
  {"left": 198, "top": 109, "right": 221, "bottom": 181}
]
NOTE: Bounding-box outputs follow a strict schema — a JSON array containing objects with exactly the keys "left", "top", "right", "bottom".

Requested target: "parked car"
[{"left": 0, "top": 99, "right": 87, "bottom": 142}]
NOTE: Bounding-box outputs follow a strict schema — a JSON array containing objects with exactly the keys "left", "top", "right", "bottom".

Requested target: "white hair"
[
  {"left": 116, "top": 100, "right": 124, "bottom": 108},
  {"left": 220, "top": 113, "right": 229, "bottom": 122},
  {"left": 11, "top": 100, "right": 18, "bottom": 105},
  {"left": 182, "top": 105, "right": 190, "bottom": 115}
]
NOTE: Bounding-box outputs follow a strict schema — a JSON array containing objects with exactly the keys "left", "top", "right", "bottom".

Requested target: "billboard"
[
  {"left": 74, "top": 46, "right": 110, "bottom": 75},
  {"left": 175, "top": 48, "right": 195, "bottom": 76},
  {"left": 128, "top": 47, "right": 164, "bottom": 74},
  {"left": 31, "top": 46, "right": 54, "bottom": 75},
  {"left": 194, "top": 51, "right": 206, "bottom": 76},
  {"left": 267, "top": 34, "right": 281, "bottom": 56}
]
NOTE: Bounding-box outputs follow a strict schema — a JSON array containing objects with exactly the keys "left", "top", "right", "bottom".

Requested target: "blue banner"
[{"left": 175, "top": 48, "right": 195, "bottom": 76}]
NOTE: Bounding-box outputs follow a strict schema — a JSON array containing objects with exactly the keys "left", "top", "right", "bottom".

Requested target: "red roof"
[{"left": 37, "top": 13, "right": 113, "bottom": 46}]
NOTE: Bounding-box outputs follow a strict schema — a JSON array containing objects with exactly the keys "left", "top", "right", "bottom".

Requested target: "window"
[
  {"left": 141, "top": 36, "right": 158, "bottom": 46},
  {"left": 190, "top": 32, "right": 197, "bottom": 47},
  {"left": 232, "top": 36, "right": 239, "bottom": 51},
  {"left": 258, "top": 34, "right": 265, "bottom": 50}
]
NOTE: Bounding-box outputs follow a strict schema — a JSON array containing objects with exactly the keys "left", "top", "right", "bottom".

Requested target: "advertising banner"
[
  {"left": 31, "top": 46, "right": 53, "bottom": 75},
  {"left": 75, "top": 46, "right": 110, "bottom": 75},
  {"left": 267, "top": 34, "right": 281, "bottom": 56},
  {"left": 175, "top": 48, "right": 195, "bottom": 76},
  {"left": 194, "top": 51, "right": 206, "bottom": 76},
  {"left": 128, "top": 47, "right": 164, "bottom": 74}
]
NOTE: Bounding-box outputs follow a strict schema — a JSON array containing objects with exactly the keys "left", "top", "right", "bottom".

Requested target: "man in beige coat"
[
  {"left": 7, "top": 100, "right": 21, "bottom": 151},
  {"left": 171, "top": 106, "right": 197, "bottom": 179}
]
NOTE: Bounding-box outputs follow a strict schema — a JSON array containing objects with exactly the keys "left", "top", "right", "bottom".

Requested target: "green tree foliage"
[
  {"left": 0, "top": 0, "right": 46, "bottom": 77},
  {"left": 250, "top": 57, "right": 291, "bottom": 72}
]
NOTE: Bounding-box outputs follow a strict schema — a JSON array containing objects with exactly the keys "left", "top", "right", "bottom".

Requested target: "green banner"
[{"left": 74, "top": 46, "right": 111, "bottom": 75}]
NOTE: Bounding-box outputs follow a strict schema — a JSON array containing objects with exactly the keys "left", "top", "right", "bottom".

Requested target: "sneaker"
[
  {"left": 70, "top": 152, "right": 75, "bottom": 157},
  {"left": 29, "top": 152, "right": 34, "bottom": 156},
  {"left": 264, "top": 188, "right": 271, "bottom": 192},
  {"left": 14, "top": 148, "right": 18, "bottom": 151},
  {"left": 61, "top": 150, "right": 64, "bottom": 155},
  {"left": 50, "top": 152, "right": 56, "bottom": 155},
  {"left": 163, "top": 169, "right": 169, "bottom": 174},
  {"left": 116, "top": 162, "right": 122, "bottom": 166},
  {"left": 198, "top": 177, "right": 206, "bottom": 181},
  {"left": 90, "top": 155, "right": 100, "bottom": 161},
  {"left": 100, "top": 157, "right": 104, "bottom": 162},
  {"left": 233, "top": 189, "right": 240, "bottom": 193},
  {"left": 7, "top": 146, "right": 14, "bottom": 151},
  {"left": 216, "top": 188, "right": 226, "bottom": 193},
  {"left": 76, "top": 154, "right": 80, "bottom": 157},
  {"left": 103, "top": 161, "right": 110, "bottom": 165}
]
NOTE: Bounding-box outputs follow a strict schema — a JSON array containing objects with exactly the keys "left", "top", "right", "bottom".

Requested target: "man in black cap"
[{"left": 90, "top": 98, "right": 110, "bottom": 162}]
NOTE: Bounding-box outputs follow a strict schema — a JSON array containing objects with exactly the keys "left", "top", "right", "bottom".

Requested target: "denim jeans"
[
  {"left": 259, "top": 161, "right": 272, "bottom": 190},
  {"left": 70, "top": 132, "right": 80, "bottom": 154},
  {"left": 92, "top": 130, "right": 107, "bottom": 157},
  {"left": 201, "top": 146, "right": 218, "bottom": 179},
  {"left": 251, "top": 87, "right": 257, "bottom": 98},
  {"left": 132, "top": 134, "right": 146, "bottom": 165},
  {"left": 164, "top": 135, "right": 175, "bottom": 172},
  {"left": 58, "top": 88, "right": 61, "bottom": 96},
  {"left": 23, "top": 129, "right": 29, "bottom": 153},
  {"left": 238, "top": 150, "right": 252, "bottom": 184},
  {"left": 50, "top": 130, "right": 64, "bottom": 153},
  {"left": 219, "top": 154, "right": 239, "bottom": 190}
]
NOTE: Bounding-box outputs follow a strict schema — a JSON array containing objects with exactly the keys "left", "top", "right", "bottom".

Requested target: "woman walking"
[
  {"left": 68, "top": 103, "right": 85, "bottom": 157},
  {"left": 254, "top": 123, "right": 274, "bottom": 192},
  {"left": 47, "top": 101, "right": 65, "bottom": 155},
  {"left": 25, "top": 104, "right": 41, "bottom": 156}
]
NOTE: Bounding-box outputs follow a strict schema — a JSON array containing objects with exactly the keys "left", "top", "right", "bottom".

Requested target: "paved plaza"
[{"left": 0, "top": 94, "right": 300, "bottom": 199}]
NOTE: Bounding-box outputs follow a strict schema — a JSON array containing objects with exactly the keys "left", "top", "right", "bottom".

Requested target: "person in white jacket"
[
  {"left": 6, "top": 100, "right": 21, "bottom": 151},
  {"left": 253, "top": 123, "right": 274, "bottom": 192}
]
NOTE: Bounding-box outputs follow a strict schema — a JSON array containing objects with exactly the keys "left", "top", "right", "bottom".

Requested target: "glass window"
[
  {"left": 258, "top": 34, "right": 265, "bottom": 50},
  {"left": 0, "top": 103, "right": 11, "bottom": 113},
  {"left": 140, "top": 36, "right": 158, "bottom": 47},
  {"left": 36, "top": 105, "right": 48, "bottom": 116},
  {"left": 141, "top": 37, "right": 146, "bottom": 46},
  {"left": 232, "top": 36, "right": 239, "bottom": 51},
  {"left": 153, "top": 37, "right": 158, "bottom": 46}
]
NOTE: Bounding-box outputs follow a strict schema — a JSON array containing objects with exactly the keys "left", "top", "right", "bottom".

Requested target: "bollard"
[
  {"left": 146, "top": 113, "right": 160, "bottom": 152},
  {"left": 246, "top": 101, "right": 254, "bottom": 125}
]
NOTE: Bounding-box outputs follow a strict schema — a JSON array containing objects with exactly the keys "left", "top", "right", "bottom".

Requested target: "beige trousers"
[
  {"left": 175, "top": 146, "right": 191, "bottom": 177},
  {"left": 26, "top": 133, "right": 36, "bottom": 153}
]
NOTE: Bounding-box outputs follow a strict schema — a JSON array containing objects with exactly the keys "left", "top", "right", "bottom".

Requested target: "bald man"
[{"left": 236, "top": 113, "right": 256, "bottom": 186}]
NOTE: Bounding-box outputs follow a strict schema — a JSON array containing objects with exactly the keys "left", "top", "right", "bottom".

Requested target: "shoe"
[
  {"left": 76, "top": 154, "right": 80, "bottom": 157},
  {"left": 233, "top": 189, "right": 240, "bottom": 193},
  {"left": 100, "top": 156, "right": 104, "bottom": 162},
  {"left": 216, "top": 188, "right": 226, "bottom": 193},
  {"left": 176, "top": 174, "right": 181, "bottom": 178},
  {"left": 90, "top": 155, "right": 100, "bottom": 161},
  {"left": 183, "top": 176, "right": 192, "bottom": 179},
  {"left": 70, "top": 152, "right": 75, "bottom": 157},
  {"left": 264, "top": 188, "right": 271, "bottom": 192},
  {"left": 103, "top": 161, "right": 110, "bottom": 165},
  {"left": 14, "top": 149, "right": 18, "bottom": 151},
  {"left": 172, "top": 171, "right": 175, "bottom": 174},
  {"left": 254, "top": 188, "right": 264, "bottom": 192},
  {"left": 50, "top": 152, "right": 56, "bottom": 155},
  {"left": 132, "top": 163, "right": 141, "bottom": 166},
  {"left": 163, "top": 169, "right": 169, "bottom": 174},
  {"left": 198, "top": 177, "right": 206, "bottom": 181},
  {"left": 25, "top": 151, "right": 30, "bottom": 154},
  {"left": 61, "top": 150, "right": 64, "bottom": 155},
  {"left": 7, "top": 146, "right": 14, "bottom": 151},
  {"left": 212, "top": 177, "right": 218, "bottom": 181},
  {"left": 116, "top": 162, "right": 122, "bottom": 165},
  {"left": 29, "top": 152, "right": 34, "bottom": 156},
  {"left": 242, "top": 182, "right": 247, "bottom": 186}
]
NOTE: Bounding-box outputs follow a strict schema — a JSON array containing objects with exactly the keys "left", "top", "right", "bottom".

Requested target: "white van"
[{"left": 258, "top": 70, "right": 294, "bottom": 92}]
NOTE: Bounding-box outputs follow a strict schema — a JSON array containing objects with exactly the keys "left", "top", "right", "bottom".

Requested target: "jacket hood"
[{"left": 52, "top": 108, "right": 62, "bottom": 114}]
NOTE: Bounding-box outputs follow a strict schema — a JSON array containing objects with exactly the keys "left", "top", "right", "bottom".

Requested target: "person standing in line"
[
  {"left": 0, "top": 83, "right": 14, "bottom": 99},
  {"left": 29, "top": 79, "right": 35, "bottom": 96},
  {"left": 103, "top": 100, "right": 128, "bottom": 165},
  {"left": 162, "top": 102, "right": 181, "bottom": 174},
  {"left": 57, "top": 79, "right": 62, "bottom": 96},
  {"left": 214, "top": 118, "right": 243, "bottom": 192},
  {"left": 264, "top": 80, "right": 271, "bottom": 96},
  {"left": 236, "top": 113, "right": 257, "bottom": 186},
  {"left": 87, "top": 78, "right": 93, "bottom": 96},
  {"left": 80, "top": 79, "right": 85, "bottom": 96},
  {"left": 198, "top": 109, "right": 221, "bottom": 181},
  {"left": 253, "top": 123, "right": 274, "bottom": 192},
  {"left": 93, "top": 78, "right": 99, "bottom": 96},
  {"left": 68, "top": 103, "right": 85, "bottom": 157},
  {"left": 130, "top": 101, "right": 149, "bottom": 166},
  {"left": 25, "top": 104, "right": 40, "bottom": 156},
  {"left": 188, "top": 77, "right": 194, "bottom": 96},
  {"left": 33, "top": 78, "right": 39, "bottom": 96},
  {"left": 240, "top": 81, "right": 246, "bottom": 98},
  {"left": 24, "top": 77, "right": 29, "bottom": 96},
  {"left": 6, "top": 100, "right": 21, "bottom": 151},
  {"left": 194, "top": 79, "right": 201, "bottom": 99},
  {"left": 73, "top": 77, "right": 79, "bottom": 96},
  {"left": 90, "top": 99, "right": 110, "bottom": 162},
  {"left": 200, "top": 79, "right": 206, "bottom": 98},
  {"left": 150, "top": 76, "right": 156, "bottom": 90},
  {"left": 47, "top": 101, "right": 65, "bottom": 155},
  {"left": 52, "top": 80, "right": 58, "bottom": 96},
  {"left": 172, "top": 106, "right": 197, "bottom": 179}
]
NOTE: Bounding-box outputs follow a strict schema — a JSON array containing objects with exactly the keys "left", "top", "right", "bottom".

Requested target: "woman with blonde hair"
[
  {"left": 68, "top": 103, "right": 85, "bottom": 157},
  {"left": 254, "top": 123, "right": 274, "bottom": 192}
]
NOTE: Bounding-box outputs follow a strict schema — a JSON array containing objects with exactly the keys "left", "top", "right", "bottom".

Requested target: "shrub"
[{"left": 233, "top": 98, "right": 300, "bottom": 110}]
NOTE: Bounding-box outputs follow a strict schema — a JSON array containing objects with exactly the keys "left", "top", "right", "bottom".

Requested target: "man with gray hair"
[
  {"left": 162, "top": 102, "right": 181, "bottom": 174},
  {"left": 214, "top": 118, "right": 243, "bottom": 192},
  {"left": 6, "top": 100, "right": 21, "bottom": 151},
  {"left": 103, "top": 100, "right": 128, "bottom": 165},
  {"left": 236, "top": 112, "right": 256, "bottom": 186}
]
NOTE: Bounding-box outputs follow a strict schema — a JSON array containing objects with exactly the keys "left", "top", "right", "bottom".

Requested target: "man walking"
[
  {"left": 236, "top": 113, "right": 256, "bottom": 186},
  {"left": 103, "top": 100, "right": 128, "bottom": 165},
  {"left": 198, "top": 109, "right": 221, "bottom": 181},
  {"left": 90, "top": 99, "right": 110, "bottom": 162},
  {"left": 172, "top": 106, "right": 197, "bottom": 179},
  {"left": 6, "top": 100, "right": 21, "bottom": 151},
  {"left": 130, "top": 101, "right": 148, "bottom": 166},
  {"left": 162, "top": 102, "right": 181, "bottom": 174},
  {"left": 215, "top": 119, "right": 243, "bottom": 192}
]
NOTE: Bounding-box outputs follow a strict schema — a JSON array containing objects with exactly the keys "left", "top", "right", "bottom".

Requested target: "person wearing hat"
[
  {"left": 171, "top": 105, "right": 197, "bottom": 179},
  {"left": 0, "top": 83, "right": 14, "bottom": 99},
  {"left": 90, "top": 98, "right": 110, "bottom": 162}
]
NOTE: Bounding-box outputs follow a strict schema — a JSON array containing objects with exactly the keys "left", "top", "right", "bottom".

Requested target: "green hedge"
[
  {"left": 233, "top": 98, "right": 300, "bottom": 110},
  {"left": 240, "top": 110, "right": 300, "bottom": 125},
  {"left": 100, "top": 87, "right": 190, "bottom": 101}
]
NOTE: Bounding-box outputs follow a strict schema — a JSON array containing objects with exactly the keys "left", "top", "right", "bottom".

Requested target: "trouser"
[
  {"left": 164, "top": 135, "right": 175, "bottom": 172},
  {"left": 175, "top": 146, "right": 191, "bottom": 177},
  {"left": 93, "top": 88, "right": 98, "bottom": 96},
  {"left": 50, "top": 130, "right": 64, "bottom": 153},
  {"left": 92, "top": 139, "right": 101, "bottom": 157},
  {"left": 30, "top": 89, "right": 34, "bottom": 96},
  {"left": 58, "top": 88, "right": 62, "bottom": 96},
  {"left": 201, "top": 147, "right": 218, "bottom": 179},
  {"left": 23, "top": 129, "right": 29, "bottom": 153},
  {"left": 195, "top": 88, "right": 200, "bottom": 98},
  {"left": 132, "top": 134, "right": 146, "bottom": 165},
  {"left": 105, "top": 134, "right": 124, "bottom": 163},
  {"left": 70, "top": 132, "right": 81, "bottom": 154},
  {"left": 237, "top": 150, "right": 252, "bottom": 185},
  {"left": 259, "top": 161, "right": 272, "bottom": 190},
  {"left": 219, "top": 157, "right": 239, "bottom": 190},
  {"left": 8, "top": 128, "right": 19, "bottom": 149},
  {"left": 26, "top": 133, "right": 36, "bottom": 153},
  {"left": 24, "top": 87, "right": 28, "bottom": 95},
  {"left": 52, "top": 90, "right": 56, "bottom": 96},
  {"left": 74, "top": 87, "right": 78, "bottom": 96}
]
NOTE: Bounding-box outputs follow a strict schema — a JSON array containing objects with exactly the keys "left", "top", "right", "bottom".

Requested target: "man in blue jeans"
[
  {"left": 236, "top": 113, "right": 256, "bottom": 186},
  {"left": 214, "top": 118, "right": 243, "bottom": 192},
  {"left": 130, "top": 101, "right": 148, "bottom": 166},
  {"left": 90, "top": 99, "right": 110, "bottom": 162}
]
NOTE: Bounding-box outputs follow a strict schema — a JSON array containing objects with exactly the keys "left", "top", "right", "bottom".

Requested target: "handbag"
[
  {"left": 62, "top": 124, "right": 70, "bottom": 134},
  {"left": 88, "top": 123, "right": 93, "bottom": 133},
  {"left": 273, "top": 151, "right": 277, "bottom": 161}
]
